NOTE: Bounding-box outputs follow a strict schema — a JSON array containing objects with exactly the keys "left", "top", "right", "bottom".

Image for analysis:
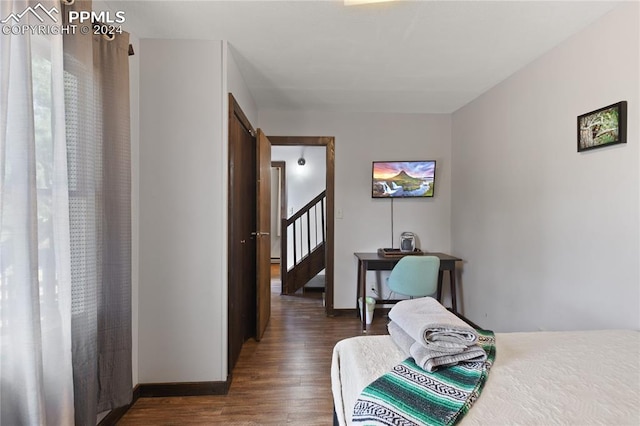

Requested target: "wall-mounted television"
[{"left": 372, "top": 160, "right": 436, "bottom": 198}]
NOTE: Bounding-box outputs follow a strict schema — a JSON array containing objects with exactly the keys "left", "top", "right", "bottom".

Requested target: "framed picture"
[{"left": 577, "top": 101, "right": 627, "bottom": 152}]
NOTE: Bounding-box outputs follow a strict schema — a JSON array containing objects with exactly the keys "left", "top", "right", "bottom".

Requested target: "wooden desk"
[{"left": 354, "top": 252, "right": 462, "bottom": 331}]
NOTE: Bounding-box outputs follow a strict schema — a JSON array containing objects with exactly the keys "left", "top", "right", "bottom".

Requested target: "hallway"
[{"left": 119, "top": 277, "right": 388, "bottom": 424}]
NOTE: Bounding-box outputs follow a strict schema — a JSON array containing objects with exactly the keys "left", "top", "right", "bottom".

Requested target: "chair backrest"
[{"left": 387, "top": 256, "right": 440, "bottom": 297}]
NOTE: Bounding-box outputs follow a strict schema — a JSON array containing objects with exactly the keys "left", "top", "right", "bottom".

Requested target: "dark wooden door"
[
  {"left": 228, "top": 95, "right": 257, "bottom": 372},
  {"left": 255, "top": 129, "right": 271, "bottom": 341}
]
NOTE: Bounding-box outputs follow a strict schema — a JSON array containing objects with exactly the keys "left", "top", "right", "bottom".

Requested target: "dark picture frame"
[{"left": 577, "top": 101, "right": 627, "bottom": 152}]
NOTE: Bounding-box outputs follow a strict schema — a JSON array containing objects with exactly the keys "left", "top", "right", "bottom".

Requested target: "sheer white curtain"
[
  {"left": 0, "top": 0, "right": 75, "bottom": 424},
  {"left": 0, "top": 0, "right": 131, "bottom": 423}
]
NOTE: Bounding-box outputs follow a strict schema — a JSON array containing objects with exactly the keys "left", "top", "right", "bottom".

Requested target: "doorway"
[
  {"left": 227, "top": 94, "right": 337, "bottom": 375},
  {"left": 268, "top": 137, "right": 335, "bottom": 315}
]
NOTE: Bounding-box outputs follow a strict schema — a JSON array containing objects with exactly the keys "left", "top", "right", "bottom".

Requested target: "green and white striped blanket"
[{"left": 352, "top": 330, "right": 496, "bottom": 426}]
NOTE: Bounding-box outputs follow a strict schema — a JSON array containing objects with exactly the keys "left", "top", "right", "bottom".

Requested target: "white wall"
[
  {"left": 227, "top": 46, "right": 258, "bottom": 127},
  {"left": 139, "top": 39, "right": 226, "bottom": 382},
  {"left": 272, "top": 146, "right": 327, "bottom": 216},
  {"left": 259, "top": 111, "right": 453, "bottom": 309},
  {"left": 272, "top": 145, "right": 327, "bottom": 269},
  {"left": 451, "top": 3, "right": 639, "bottom": 332}
]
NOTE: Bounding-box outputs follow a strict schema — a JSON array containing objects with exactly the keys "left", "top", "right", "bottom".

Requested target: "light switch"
[{"left": 336, "top": 208, "right": 343, "bottom": 219}]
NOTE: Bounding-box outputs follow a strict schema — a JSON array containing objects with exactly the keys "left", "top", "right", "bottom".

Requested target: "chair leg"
[{"left": 436, "top": 270, "right": 444, "bottom": 302}]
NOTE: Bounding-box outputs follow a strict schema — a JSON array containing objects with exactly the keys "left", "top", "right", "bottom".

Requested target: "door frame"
[{"left": 268, "top": 136, "right": 335, "bottom": 315}]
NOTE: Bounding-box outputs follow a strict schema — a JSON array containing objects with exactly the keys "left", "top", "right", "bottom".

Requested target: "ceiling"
[{"left": 106, "top": 0, "right": 620, "bottom": 113}]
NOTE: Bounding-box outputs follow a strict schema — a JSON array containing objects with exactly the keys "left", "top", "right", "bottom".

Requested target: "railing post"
[
  {"left": 281, "top": 218, "right": 288, "bottom": 294},
  {"left": 292, "top": 220, "right": 297, "bottom": 265},
  {"left": 314, "top": 206, "right": 317, "bottom": 247},
  {"left": 321, "top": 197, "right": 325, "bottom": 244},
  {"left": 306, "top": 210, "right": 311, "bottom": 257}
]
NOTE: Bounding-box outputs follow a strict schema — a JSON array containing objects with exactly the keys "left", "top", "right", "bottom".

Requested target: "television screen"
[{"left": 372, "top": 160, "right": 436, "bottom": 198}]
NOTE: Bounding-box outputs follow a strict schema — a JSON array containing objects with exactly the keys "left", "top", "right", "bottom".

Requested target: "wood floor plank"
[{"left": 118, "top": 281, "right": 388, "bottom": 424}]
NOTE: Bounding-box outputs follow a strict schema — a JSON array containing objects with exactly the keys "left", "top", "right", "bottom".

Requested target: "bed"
[{"left": 332, "top": 329, "right": 640, "bottom": 425}]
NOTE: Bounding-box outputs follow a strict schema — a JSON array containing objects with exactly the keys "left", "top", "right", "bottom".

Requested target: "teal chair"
[{"left": 387, "top": 256, "right": 440, "bottom": 298}]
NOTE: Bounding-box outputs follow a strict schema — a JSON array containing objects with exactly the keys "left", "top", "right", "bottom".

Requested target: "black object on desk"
[
  {"left": 354, "top": 251, "right": 462, "bottom": 331},
  {"left": 378, "top": 248, "right": 423, "bottom": 257}
]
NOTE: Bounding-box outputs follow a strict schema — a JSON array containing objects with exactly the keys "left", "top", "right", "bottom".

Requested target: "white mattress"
[{"left": 332, "top": 330, "right": 640, "bottom": 425}]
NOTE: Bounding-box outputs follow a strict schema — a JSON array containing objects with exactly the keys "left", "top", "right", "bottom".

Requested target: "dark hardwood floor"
[{"left": 119, "top": 272, "right": 388, "bottom": 425}]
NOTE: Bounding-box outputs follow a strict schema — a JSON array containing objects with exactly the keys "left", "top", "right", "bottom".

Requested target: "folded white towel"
[
  {"left": 388, "top": 297, "right": 478, "bottom": 350},
  {"left": 388, "top": 321, "right": 487, "bottom": 372}
]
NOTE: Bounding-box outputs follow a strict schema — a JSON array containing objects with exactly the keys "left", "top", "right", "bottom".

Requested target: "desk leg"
[
  {"left": 357, "top": 260, "right": 366, "bottom": 331},
  {"left": 436, "top": 270, "right": 443, "bottom": 304},
  {"left": 450, "top": 270, "right": 457, "bottom": 314}
]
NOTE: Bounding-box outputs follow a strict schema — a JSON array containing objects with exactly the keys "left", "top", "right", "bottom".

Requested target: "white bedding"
[{"left": 332, "top": 330, "right": 640, "bottom": 425}]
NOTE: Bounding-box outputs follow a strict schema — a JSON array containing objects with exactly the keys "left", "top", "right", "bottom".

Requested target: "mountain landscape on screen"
[{"left": 372, "top": 161, "right": 436, "bottom": 198}]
